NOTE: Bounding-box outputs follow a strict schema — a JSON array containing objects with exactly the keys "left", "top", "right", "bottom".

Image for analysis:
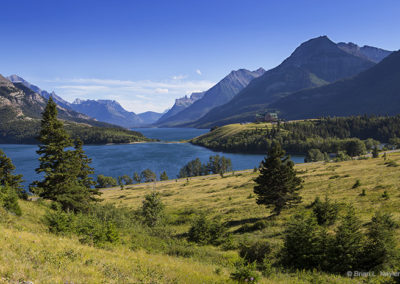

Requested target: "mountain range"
[
  {"left": 0, "top": 74, "right": 150, "bottom": 144},
  {"left": 155, "top": 68, "right": 265, "bottom": 127},
  {"left": 269, "top": 49, "right": 400, "bottom": 119},
  {"left": 188, "top": 36, "right": 388, "bottom": 128},
  {"left": 7, "top": 75, "right": 163, "bottom": 128},
  {"left": 157, "top": 92, "right": 205, "bottom": 124}
]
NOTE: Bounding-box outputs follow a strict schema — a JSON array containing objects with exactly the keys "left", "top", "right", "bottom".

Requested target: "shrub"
[
  {"left": 230, "top": 260, "right": 259, "bottom": 283},
  {"left": 96, "top": 175, "right": 117, "bottom": 188},
  {"left": 239, "top": 240, "right": 271, "bottom": 264},
  {"left": 140, "top": 169, "right": 157, "bottom": 183},
  {"left": 188, "top": 214, "right": 226, "bottom": 245},
  {"left": 0, "top": 185, "right": 22, "bottom": 216},
  {"left": 44, "top": 207, "right": 75, "bottom": 234},
  {"left": 141, "top": 192, "right": 164, "bottom": 227},
  {"left": 310, "top": 195, "right": 339, "bottom": 226},
  {"left": 352, "top": 179, "right": 361, "bottom": 188}
]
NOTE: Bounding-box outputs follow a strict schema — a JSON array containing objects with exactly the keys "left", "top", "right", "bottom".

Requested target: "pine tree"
[
  {"left": 253, "top": 143, "right": 302, "bottom": 214},
  {"left": 160, "top": 171, "right": 169, "bottom": 181},
  {"left": 372, "top": 146, "right": 379, "bottom": 158},
  {"left": 32, "top": 97, "right": 100, "bottom": 211},
  {"left": 331, "top": 206, "right": 365, "bottom": 273},
  {"left": 0, "top": 150, "right": 25, "bottom": 198}
]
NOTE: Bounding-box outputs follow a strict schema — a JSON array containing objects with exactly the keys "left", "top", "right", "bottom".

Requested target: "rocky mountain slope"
[
  {"left": 270, "top": 49, "right": 400, "bottom": 119},
  {"left": 190, "top": 36, "right": 377, "bottom": 128},
  {"left": 156, "top": 68, "right": 265, "bottom": 127},
  {"left": 156, "top": 92, "right": 205, "bottom": 124}
]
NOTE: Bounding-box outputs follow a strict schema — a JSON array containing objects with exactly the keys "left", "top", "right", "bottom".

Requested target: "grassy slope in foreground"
[{"left": 2, "top": 152, "right": 400, "bottom": 283}]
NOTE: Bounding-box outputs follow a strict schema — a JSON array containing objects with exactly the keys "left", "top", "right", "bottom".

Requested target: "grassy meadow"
[{"left": 1, "top": 152, "right": 400, "bottom": 283}]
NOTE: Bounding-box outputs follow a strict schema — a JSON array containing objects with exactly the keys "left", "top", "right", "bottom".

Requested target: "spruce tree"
[
  {"left": 32, "top": 97, "right": 100, "bottom": 211},
  {"left": 160, "top": 171, "right": 169, "bottom": 181},
  {"left": 253, "top": 143, "right": 302, "bottom": 214},
  {"left": 0, "top": 150, "right": 25, "bottom": 198}
]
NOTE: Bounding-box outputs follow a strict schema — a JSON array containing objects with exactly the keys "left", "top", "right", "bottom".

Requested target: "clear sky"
[{"left": 1, "top": 0, "right": 399, "bottom": 113}]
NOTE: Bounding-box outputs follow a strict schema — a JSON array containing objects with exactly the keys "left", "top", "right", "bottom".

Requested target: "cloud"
[
  {"left": 172, "top": 74, "right": 187, "bottom": 80},
  {"left": 196, "top": 69, "right": 202, "bottom": 75},
  {"left": 38, "top": 77, "right": 215, "bottom": 113}
]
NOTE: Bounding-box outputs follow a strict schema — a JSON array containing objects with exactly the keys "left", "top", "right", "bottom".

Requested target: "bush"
[
  {"left": 239, "top": 240, "right": 271, "bottom": 264},
  {"left": 230, "top": 260, "right": 259, "bottom": 283},
  {"left": 352, "top": 179, "right": 361, "bottom": 188},
  {"left": 310, "top": 195, "right": 339, "bottom": 226},
  {"left": 188, "top": 214, "right": 226, "bottom": 245},
  {"left": 140, "top": 169, "right": 157, "bottom": 183},
  {"left": 304, "top": 149, "right": 329, "bottom": 163},
  {"left": 0, "top": 185, "right": 22, "bottom": 216},
  {"left": 96, "top": 175, "right": 117, "bottom": 188},
  {"left": 141, "top": 192, "right": 164, "bottom": 227}
]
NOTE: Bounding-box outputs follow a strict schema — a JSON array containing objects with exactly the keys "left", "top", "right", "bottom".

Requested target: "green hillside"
[{"left": 2, "top": 152, "right": 400, "bottom": 283}]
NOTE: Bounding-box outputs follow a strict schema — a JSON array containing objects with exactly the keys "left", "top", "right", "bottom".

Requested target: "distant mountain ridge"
[
  {"left": 7, "top": 75, "right": 162, "bottom": 128},
  {"left": 70, "top": 99, "right": 142, "bottom": 128},
  {"left": 270, "top": 49, "right": 400, "bottom": 119},
  {"left": 190, "top": 36, "right": 379, "bottom": 128},
  {"left": 157, "top": 92, "right": 205, "bottom": 123},
  {"left": 155, "top": 68, "right": 265, "bottom": 127},
  {"left": 337, "top": 42, "right": 392, "bottom": 63},
  {"left": 7, "top": 75, "right": 72, "bottom": 110}
]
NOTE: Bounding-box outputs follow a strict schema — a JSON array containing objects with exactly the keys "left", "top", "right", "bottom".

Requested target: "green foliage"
[
  {"left": 335, "top": 151, "right": 351, "bottom": 161},
  {"left": 230, "top": 260, "right": 260, "bottom": 283},
  {"left": 310, "top": 195, "right": 339, "bottom": 225},
  {"left": 96, "top": 175, "right": 117, "bottom": 188},
  {"left": 140, "top": 169, "right": 157, "bottom": 183},
  {"left": 159, "top": 171, "right": 169, "bottom": 181},
  {"left": 120, "top": 175, "right": 133, "bottom": 185},
  {"left": 304, "top": 149, "right": 329, "bottom": 163},
  {"left": 178, "top": 155, "right": 233, "bottom": 178},
  {"left": 363, "top": 211, "right": 398, "bottom": 270},
  {"left": 32, "top": 98, "right": 101, "bottom": 212},
  {"left": 0, "top": 150, "right": 25, "bottom": 198},
  {"left": 133, "top": 172, "right": 141, "bottom": 183},
  {"left": 352, "top": 179, "right": 361, "bottom": 188},
  {"left": 330, "top": 206, "right": 365, "bottom": 273},
  {"left": 372, "top": 146, "right": 380, "bottom": 158},
  {"left": 188, "top": 214, "right": 226, "bottom": 245},
  {"left": 44, "top": 205, "right": 121, "bottom": 246},
  {"left": 281, "top": 211, "right": 325, "bottom": 270},
  {"left": 254, "top": 143, "right": 303, "bottom": 214},
  {"left": 0, "top": 185, "right": 22, "bottom": 216},
  {"left": 178, "top": 158, "right": 207, "bottom": 178},
  {"left": 192, "top": 116, "right": 400, "bottom": 155},
  {"left": 141, "top": 192, "right": 164, "bottom": 227},
  {"left": 239, "top": 240, "right": 271, "bottom": 264}
]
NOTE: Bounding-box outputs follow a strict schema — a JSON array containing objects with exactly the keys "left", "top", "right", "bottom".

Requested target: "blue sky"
[{"left": 1, "top": 0, "right": 399, "bottom": 113}]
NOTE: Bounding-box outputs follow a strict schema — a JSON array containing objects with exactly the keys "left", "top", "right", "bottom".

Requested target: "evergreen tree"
[
  {"left": 0, "top": 184, "right": 22, "bottom": 216},
  {"left": 330, "top": 206, "right": 365, "bottom": 273},
  {"left": 133, "top": 172, "right": 141, "bottom": 183},
  {"left": 0, "top": 150, "right": 25, "bottom": 198},
  {"left": 254, "top": 143, "right": 302, "bottom": 214},
  {"left": 363, "top": 211, "right": 398, "bottom": 270},
  {"left": 32, "top": 98, "right": 100, "bottom": 211},
  {"left": 140, "top": 169, "right": 157, "bottom": 183},
  {"left": 160, "top": 171, "right": 169, "bottom": 181},
  {"left": 372, "top": 146, "right": 379, "bottom": 158},
  {"left": 141, "top": 192, "right": 164, "bottom": 227}
]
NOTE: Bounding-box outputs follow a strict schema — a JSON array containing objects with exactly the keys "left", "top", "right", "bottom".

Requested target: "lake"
[{"left": 0, "top": 128, "right": 304, "bottom": 188}]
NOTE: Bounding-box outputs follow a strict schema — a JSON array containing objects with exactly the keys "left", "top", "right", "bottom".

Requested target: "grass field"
[{"left": 1, "top": 152, "right": 400, "bottom": 283}]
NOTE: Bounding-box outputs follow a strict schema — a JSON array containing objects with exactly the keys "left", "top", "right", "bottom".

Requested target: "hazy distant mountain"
[
  {"left": 337, "top": 42, "right": 392, "bottom": 63},
  {"left": 191, "top": 36, "right": 376, "bottom": 128},
  {"left": 270, "top": 49, "right": 400, "bottom": 119},
  {"left": 70, "top": 99, "right": 143, "bottom": 128},
  {"left": 137, "top": 111, "right": 164, "bottom": 125},
  {"left": 156, "top": 68, "right": 265, "bottom": 127},
  {"left": 156, "top": 92, "right": 205, "bottom": 124},
  {"left": 7, "top": 74, "right": 72, "bottom": 110}
]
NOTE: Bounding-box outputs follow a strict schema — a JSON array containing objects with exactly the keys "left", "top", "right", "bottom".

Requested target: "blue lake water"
[
  {"left": 0, "top": 128, "right": 304, "bottom": 188},
  {"left": 131, "top": 127, "right": 209, "bottom": 141}
]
